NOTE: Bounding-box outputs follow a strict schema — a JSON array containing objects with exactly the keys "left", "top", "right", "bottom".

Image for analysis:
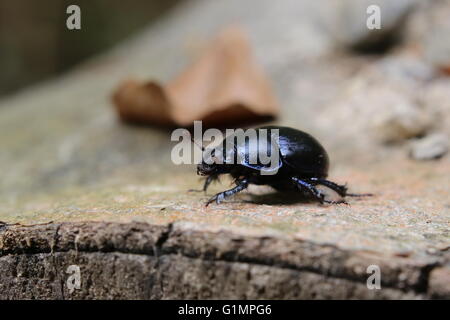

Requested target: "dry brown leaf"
[
  {"left": 112, "top": 26, "right": 279, "bottom": 128},
  {"left": 441, "top": 66, "right": 450, "bottom": 75}
]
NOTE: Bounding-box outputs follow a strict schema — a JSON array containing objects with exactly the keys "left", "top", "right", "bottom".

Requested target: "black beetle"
[{"left": 195, "top": 126, "right": 370, "bottom": 206}]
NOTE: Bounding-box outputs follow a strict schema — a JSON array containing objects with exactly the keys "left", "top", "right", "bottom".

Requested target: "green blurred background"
[{"left": 0, "top": 0, "right": 180, "bottom": 97}]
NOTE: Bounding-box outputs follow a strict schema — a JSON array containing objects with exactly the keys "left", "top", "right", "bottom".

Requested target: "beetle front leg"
[
  {"left": 206, "top": 179, "right": 248, "bottom": 207},
  {"left": 188, "top": 175, "right": 216, "bottom": 193}
]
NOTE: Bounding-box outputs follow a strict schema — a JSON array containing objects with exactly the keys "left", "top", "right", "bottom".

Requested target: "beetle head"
[
  {"left": 197, "top": 147, "right": 230, "bottom": 176},
  {"left": 197, "top": 162, "right": 216, "bottom": 176}
]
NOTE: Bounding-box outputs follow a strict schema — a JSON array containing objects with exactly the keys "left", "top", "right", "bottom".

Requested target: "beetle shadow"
[{"left": 243, "top": 190, "right": 316, "bottom": 205}]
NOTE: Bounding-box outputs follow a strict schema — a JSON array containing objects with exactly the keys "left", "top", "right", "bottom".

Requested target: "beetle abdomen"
[{"left": 261, "top": 126, "right": 329, "bottom": 178}]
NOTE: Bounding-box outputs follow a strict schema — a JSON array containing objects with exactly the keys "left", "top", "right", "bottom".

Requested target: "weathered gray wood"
[{"left": 0, "top": 0, "right": 448, "bottom": 299}]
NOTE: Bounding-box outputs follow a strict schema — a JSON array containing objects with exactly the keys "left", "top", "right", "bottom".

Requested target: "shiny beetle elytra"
[{"left": 195, "top": 126, "right": 371, "bottom": 206}]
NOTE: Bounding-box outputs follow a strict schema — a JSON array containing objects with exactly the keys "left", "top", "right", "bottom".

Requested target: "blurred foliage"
[{"left": 0, "top": 0, "right": 180, "bottom": 96}]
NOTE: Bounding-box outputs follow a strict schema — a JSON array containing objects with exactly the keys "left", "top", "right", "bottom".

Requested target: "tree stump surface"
[{"left": 0, "top": 0, "right": 448, "bottom": 299}]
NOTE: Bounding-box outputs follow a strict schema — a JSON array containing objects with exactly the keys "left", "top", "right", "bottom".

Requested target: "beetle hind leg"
[
  {"left": 292, "top": 177, "right": 347, "bottom": 204},
  {"left": 206, "top": 179, "right": 249, "bottom": 207},
  {"left": 308, "top": 178, "right": 348, "bottom": 197},
  {"left": 309, "top": 178, "right": 372, "bottom": 198}
]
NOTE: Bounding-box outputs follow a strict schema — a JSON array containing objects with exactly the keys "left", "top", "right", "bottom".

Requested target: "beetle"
[{"left": 195, "top": 126, "right": 370, "bottom": 206}]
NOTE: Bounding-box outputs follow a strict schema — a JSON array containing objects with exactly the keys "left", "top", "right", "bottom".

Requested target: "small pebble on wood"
[{"left": 410, "top": 133, "right": 449, "bottom": 160}]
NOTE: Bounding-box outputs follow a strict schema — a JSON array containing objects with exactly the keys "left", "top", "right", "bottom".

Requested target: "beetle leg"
[
  {"left": 309, "top": 178, "right": 373, "bottom": 198},
  {"left": 202, "top": 175, "right": 215, "bottom": 192},
  {"left": 308, "top": 178, "right": 348, "bottom": 197},
  {"left": 292, "top": 177, "right": 347, "bottom": 204},
  {"left": 206, "top": 179, "right": 248, "bottom": 207},
  {"left": 188, "top": 175, "right": 217, "bottom": 193},
  {"left": 345, "top": 192, "right": 373, "bottom": 197},
  {"left": 292, "top": 177, "right": 325, "bottom": 203}
]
